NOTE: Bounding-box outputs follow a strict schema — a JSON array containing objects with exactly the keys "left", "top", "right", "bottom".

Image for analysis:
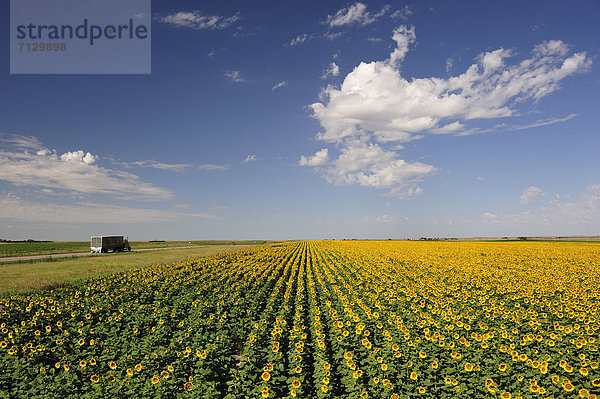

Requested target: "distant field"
[
  {"left": 0, "top": 244, "right": 257, "bottom": 295},
  {"left": 0, "top": 240, "right": 267, "bottom": 258}
]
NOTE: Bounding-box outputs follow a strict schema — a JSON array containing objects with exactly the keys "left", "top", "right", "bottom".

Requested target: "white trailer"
[{"left": 91, "top": 236, "right": 131, "bottom": 253}]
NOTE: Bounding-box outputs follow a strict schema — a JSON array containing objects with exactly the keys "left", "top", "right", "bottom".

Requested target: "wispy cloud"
[
  {"left": 243, "top": 154, "right": 256, "bottom": 163},
  {"left": 197, "top": 164, "right": 229, "bottom": 171},
  {"left": 121, "top": 159, "right": 228, "bottom": 172},
  {"left": 289, "top": 33, "right": 311, "bottom": 46},
  {"left": 0, "top": 193, "right": 217, "bottom": 224},
  {"left": 385, "top": 186, "right": 424, "bottom": 200},
  {"left": 391, "top": 5, "right": 413, "bottom": 21},
  {"left": 511, "top": 114, "right": 577, "bottom": 131},
  {"left": 520, "top": 186, "right": 543, "bottom": 204},
  {"left": 225, "top": 70, "right": 245, "bottom": 83},
  {"left": 0, "top": 133, "right": 172, "bottom": 201},
  {"left": 321, "top": 62, "right": 340, "bottom": 79},
  {"left": 158, "top": 10, "right": 240, "bottom": 30},
  {"left": 484, "top": 184, "right": 600, "bottom": 226},
  {"left": 352, "top": 214, "right": 396, "bottom": 224},
  {"left": 125, "top": 160, "right": 192, "bottom": 173},
  {"left": 325, "top": 2, "right": 389, "bottom": 27},
  {"left": 272, "top": 81, "right": 288, "bottom": 91}
]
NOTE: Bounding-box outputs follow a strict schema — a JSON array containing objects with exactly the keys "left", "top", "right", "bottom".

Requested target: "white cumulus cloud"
[
  {"left": 311, "top": 30, "right": 590, "bottom": 144},
  {"left": 323, "top": 140, "right": 435, "bottom": 188},
  {"left": 299, "top": 148, "right": 329, "bottom": 166},
  {"left": 520, "top": 186, "right": 543, "bottom": 204},
  {"left": 60, "top": 150, "right": 97, "bottom": 164},
  {"left": 303, "top": 27, "right": 590, "bottom": 199}
]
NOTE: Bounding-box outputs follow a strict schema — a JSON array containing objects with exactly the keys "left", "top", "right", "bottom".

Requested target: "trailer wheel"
[{"left": 128, "top": 246, "right": 131, "bottom": 251}]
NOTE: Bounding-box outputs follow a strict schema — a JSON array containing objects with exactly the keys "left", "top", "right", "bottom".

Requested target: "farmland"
[
  {"left": 1, "top": 241, "right": 599, "bottom": 398},
  {"left": 0, "top": 245, "right": 257, "bottom": 295},
  {"left": 0, "top": 240, "right": 264, "bottom": 259}
]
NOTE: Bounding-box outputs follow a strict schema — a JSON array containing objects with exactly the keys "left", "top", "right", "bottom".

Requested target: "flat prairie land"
[{"left": 0, "top": 240, "right": 266, "bottom": 258}]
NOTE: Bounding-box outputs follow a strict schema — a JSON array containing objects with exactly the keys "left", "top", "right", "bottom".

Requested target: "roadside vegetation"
[{"left": 0, "top": 240, "right": 268, "bottom": 258}]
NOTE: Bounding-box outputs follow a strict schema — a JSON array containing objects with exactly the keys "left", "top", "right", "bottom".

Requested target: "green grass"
[
  {"left": 0, "top": 244, "right": 257, "bottom": 295},
  {"left": 0, "top": 241, "right": 89, "bottom": 257},
  {"left": 0, "top": 240, "right": 270, "bottom": 258}
]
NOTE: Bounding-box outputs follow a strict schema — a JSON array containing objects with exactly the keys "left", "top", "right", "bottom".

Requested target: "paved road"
[{"left": 0, "top": 246, "right": 206, "bottom": 262}]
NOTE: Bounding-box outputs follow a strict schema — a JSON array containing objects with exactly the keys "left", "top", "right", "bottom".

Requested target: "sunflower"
[
  {"left": 151, "top": 375, "right": 160, "bottom": 384},
  {"left": 91, "top": 375, "right": 100, "bottom": 383},
  {"left": 564, "top": 383, "right": 574, "bottom": 392},
  {"left": 261, "top": 372, "right": 270, "bottom": 382}
]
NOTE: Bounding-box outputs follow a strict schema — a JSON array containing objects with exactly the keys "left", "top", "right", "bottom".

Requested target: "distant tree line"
[{"left": 0, "top": 239, "right": 53, "bottom": 243}]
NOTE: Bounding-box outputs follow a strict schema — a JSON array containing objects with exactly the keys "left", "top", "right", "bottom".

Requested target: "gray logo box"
[{"left": 10, "top": 0, "right": 151, "bottom": 74}]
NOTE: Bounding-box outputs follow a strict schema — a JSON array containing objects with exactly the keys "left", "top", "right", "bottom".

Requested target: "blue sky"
[{"left": 1, "top": 0, "right": 599, "bottom": 240}]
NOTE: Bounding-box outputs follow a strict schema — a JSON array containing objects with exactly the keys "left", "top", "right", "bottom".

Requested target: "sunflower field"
[{"left": 1, "top": 240, "right": 599, "bottom": 398}]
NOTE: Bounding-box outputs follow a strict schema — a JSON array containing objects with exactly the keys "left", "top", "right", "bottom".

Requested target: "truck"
[{"left": 90, "top": 236, "right": 131, "bottom": 253}]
